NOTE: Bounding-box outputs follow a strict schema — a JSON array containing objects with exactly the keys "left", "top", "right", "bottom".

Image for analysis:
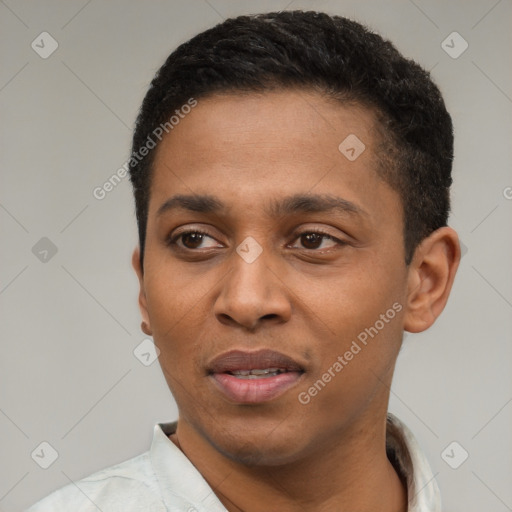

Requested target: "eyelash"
[{"left": 167, "top": 228, "right": 346, "bottom": 252}]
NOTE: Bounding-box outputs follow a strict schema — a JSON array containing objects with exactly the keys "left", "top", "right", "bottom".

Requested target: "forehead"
[
  {"left": 149, "top": 90, "right": 400, "bottom": 225},
  {"left": 153, "top": 90, "right": 378, "bottom": 170}
]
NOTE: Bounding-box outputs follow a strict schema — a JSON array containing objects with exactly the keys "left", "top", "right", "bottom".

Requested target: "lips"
[
  {"left": 208, "top": 349, "right": 304, "bottom": 374},
  {"left": 207, "top": 349, "right": 305, "bottom": 404}
]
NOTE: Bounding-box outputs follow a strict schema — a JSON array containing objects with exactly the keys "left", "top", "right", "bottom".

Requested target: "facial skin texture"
[{"left": 133, "top": 90, "right": 460, "bottom": 512}]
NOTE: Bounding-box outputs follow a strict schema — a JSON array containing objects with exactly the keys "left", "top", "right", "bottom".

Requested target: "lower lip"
[{"left": 210, "top": 372, "right": 303, "bottom": 403}]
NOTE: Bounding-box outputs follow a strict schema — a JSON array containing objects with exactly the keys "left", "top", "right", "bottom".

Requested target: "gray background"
[{"left": 1, "top": 0, "right": 511, "bottom": 510}]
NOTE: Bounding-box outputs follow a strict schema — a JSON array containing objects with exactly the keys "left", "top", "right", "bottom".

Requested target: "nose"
[{"left": 213, "top": 248, "right": 292, "bottom": 331}]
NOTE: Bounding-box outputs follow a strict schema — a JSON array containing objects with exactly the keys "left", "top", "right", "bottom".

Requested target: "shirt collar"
[
  {"left": 386, "top": 413, "right": 442, "bottom": 511},
  {"left": 150, "top": 414, "right": 441, "bottom": 511},
  {"left": 150, "top": 421, "right": 227, "bottom": 511}
]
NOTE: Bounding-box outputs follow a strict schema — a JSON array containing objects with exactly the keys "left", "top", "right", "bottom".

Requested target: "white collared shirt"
[{"left": 27, "top": 413, "right": 441, "bottom": 511}]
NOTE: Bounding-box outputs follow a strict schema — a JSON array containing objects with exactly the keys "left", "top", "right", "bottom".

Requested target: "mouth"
[
  {"left": 207, "top": 349, "right": 305, "bottom": 404},
  {"left": 227, "top": 368, "right": 290, "bottom": 379}
]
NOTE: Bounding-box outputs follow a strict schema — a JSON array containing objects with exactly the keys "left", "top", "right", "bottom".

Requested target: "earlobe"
[
  {"left": 132, "top": 247, "right": 153, "bottom": 336},
  {"left": 403, "top": 227, "right": 461, "bottom": 333},
  {"left": 141, "top": 321, "right": 152, "bottom": 336}
]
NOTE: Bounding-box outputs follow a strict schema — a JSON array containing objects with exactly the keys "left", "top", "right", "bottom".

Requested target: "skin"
[{"left": 132, "top": 90, "right": 460, "bottom": 511}]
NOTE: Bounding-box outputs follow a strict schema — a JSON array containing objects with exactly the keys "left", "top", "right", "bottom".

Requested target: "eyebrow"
[{"left": 156, "top": 193, "right": 367, "bottom": 219}]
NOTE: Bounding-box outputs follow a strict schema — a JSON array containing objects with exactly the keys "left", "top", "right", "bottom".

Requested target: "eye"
[
  {"left": 290, "top": 231, "right": 344, "bottom": 250},
  {"left": 169, "top": 230, "right": 222, "bottom": 250},
  {"left": 167, "top": 228, "right": 346, "bottom": 253}
]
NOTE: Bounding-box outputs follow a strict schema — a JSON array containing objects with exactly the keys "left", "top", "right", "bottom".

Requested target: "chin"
[
  {"left": 216, "top": 438, "right": 305, "bottom": 467},
  {"left": 201, "top": 417, "right": 310, "bottom": 467}
]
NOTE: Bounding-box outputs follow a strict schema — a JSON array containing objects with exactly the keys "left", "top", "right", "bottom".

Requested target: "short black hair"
[{"left": 129, "top": 10, "right": 453, "bottom": 269}]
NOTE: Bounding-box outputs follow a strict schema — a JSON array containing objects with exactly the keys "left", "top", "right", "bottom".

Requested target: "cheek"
[
  {"left": 144, "top": 260, "right": 208, "bottom": 326},
  {"left": 302, "top": 260, "right": 402, "bottom": 331},
  {"left": 144, "top": 275, "right": 209, "bottom": 368},
  {"left": 301, "top": 261, "right": 405, "bottom": 382},
  {"left": 300, "top": 320, "right": 403, "bottom": 424}
]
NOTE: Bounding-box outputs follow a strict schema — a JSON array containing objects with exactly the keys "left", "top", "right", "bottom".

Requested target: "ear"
[
  {"left": 404, "top": 226, "right": 461, "bottom": 333},
  {"left": 132, "top": 247, "right": 153, "bottom": 336}
]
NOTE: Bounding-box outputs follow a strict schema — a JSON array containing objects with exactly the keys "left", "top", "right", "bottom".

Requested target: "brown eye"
[
  {"left": 168, "top": 230, "right": 222, "bottom": 251},
  {"left": 300, "top": 233, "right": 323, "bottom": 249},
  {"left": 181, "top": 232, "right": 206, "bottom": 249},
  {"left": 292, "top": 231, "right": 341, "bottom": 251}
]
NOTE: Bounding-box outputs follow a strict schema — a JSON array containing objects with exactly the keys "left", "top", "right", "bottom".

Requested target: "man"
[{"left": 28, "top": 10, "right": 460, "bottom": 512}]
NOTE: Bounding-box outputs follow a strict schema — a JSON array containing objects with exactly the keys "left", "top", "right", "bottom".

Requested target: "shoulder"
[{"left": 26, "top": 451, "right": 166, "bottom": 512}]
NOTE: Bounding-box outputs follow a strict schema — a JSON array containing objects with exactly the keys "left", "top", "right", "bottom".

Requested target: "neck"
[{"left": 171, "top": 411, "right": 407, "bottom": 512}]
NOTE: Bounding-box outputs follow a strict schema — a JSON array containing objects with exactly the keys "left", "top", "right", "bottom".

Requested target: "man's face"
[{"left": 136, "top": 90, "right": 411, "bottom": 465}]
